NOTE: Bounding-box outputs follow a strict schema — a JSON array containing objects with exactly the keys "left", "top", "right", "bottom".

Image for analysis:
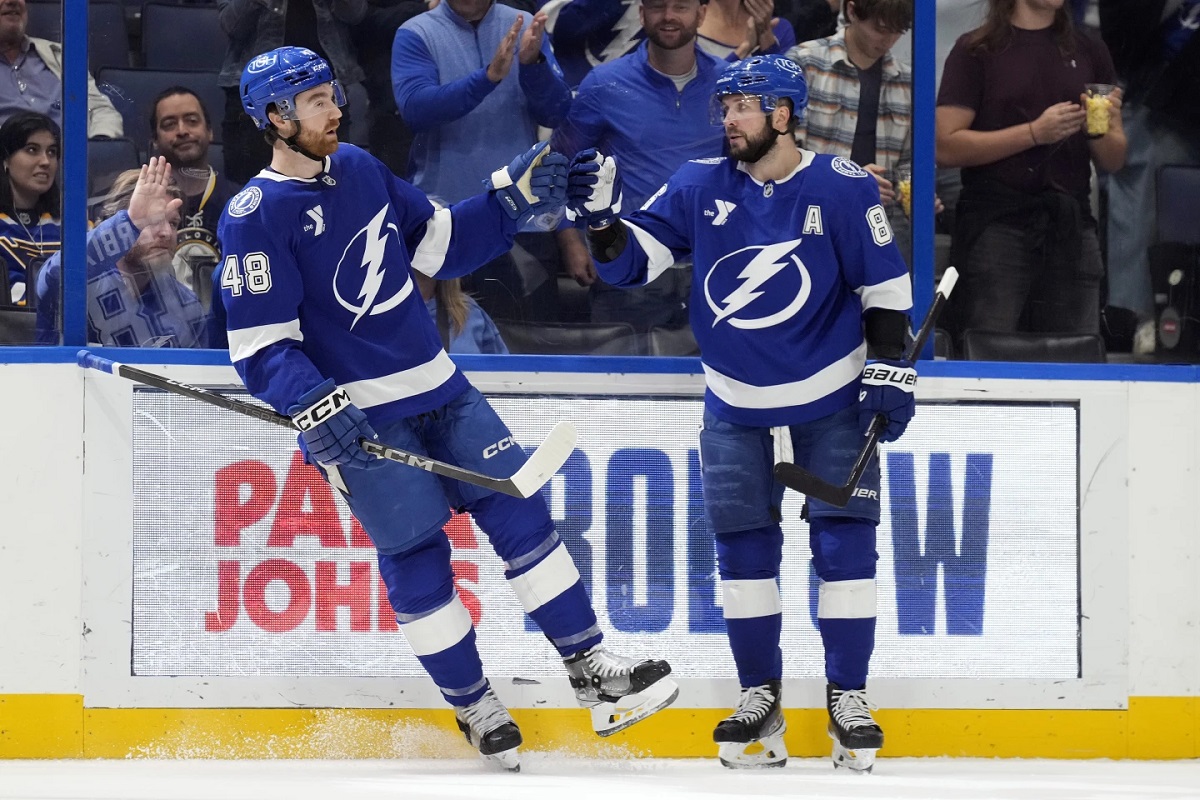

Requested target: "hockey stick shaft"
[
  {"left": 76, "top": 351, "right": 575, "bottom": 499},
  {"left": 773, "top": 267, "right": 959, "bottom": 507}
]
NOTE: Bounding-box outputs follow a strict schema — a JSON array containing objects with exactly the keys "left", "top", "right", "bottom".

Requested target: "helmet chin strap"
[{"left": 267, "top": 118, "right": 324, "bottom": 163}]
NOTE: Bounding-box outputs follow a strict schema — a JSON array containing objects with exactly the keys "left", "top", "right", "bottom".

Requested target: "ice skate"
[
  {"left": 713, "top": 679, "right": 787, "bottom": 769},
  {"left": 454, "top": 685, "right": 522, "bottom": 772},
  {"left": 827, "top": 683, "right": 883, "bottom": 773},
  {"left": 564, "top": 645, "right": 679, "bottom": 736}
]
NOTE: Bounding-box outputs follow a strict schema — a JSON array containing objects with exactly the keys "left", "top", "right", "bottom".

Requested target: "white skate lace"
[
  {"left": 727, "top": 684, "right": 776, "bottom": 723},
  {"left": 459, "top": 688, "right": 513, "bottom": 737},
  {"left": 831, "top": 689, "right": 878, "bottom": 730},
  {"left": 585, "top": 646, "right": 636, "bottom": 678}
]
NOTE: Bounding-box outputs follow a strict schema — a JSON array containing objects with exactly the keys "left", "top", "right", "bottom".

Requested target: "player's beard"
[
  {"left": 294, "top": 118, "right": 339, "bottom": 159},
  {"left": 729, "top": 124, "right": 782, "bottom": 164}
]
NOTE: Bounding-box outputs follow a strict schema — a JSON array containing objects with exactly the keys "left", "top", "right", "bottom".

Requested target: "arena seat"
[
  {"left": 1157, "top": 164, "right": 1200, "bottom": 245},
  {"left": 646, "top": 325, "right": 699, "bottom": 357},
  {"left": 26, "top": 1, "right": 131, "bottom": 71},
  {"left": 495, "top": 320, "right": 642, "bottom": 356},
  {"left": 960, "top": 329, "right": 1106, "bottom": 363},
  {"left": 88, "top": 136, "right": 141, "bottom": 199},
  {"left": 141, "top": 3, "right": 224, "bottom": 71},
  {"left": 0, "top": 307, "right": 38, "bottom": 345}
]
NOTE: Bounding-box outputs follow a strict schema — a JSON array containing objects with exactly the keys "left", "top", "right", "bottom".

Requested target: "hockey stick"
[
  {"left": 772, "top": 267, "right": 959, "bottom": 507},
  {"left": 76, "top": 351, "right": 576, "bottom": 499}
]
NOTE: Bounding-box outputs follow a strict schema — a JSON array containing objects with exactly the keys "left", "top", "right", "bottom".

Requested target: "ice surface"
[{"left": 1, "top": 756, "right": 1197, "bottom": 800}]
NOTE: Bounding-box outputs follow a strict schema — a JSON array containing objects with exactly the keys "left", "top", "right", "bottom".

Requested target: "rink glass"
[
  {"left": 1084, "top": 84, "right": 1115, "bottom": 136},
  {"left": 896, "top": 167, "right": 912, "bottom": 218}
]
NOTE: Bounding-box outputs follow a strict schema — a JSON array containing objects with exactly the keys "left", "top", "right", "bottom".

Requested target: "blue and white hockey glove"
[
  {"left": 858, "top": 359, "right": 917, "bottom": 443},
  {"left": 487, "top": 142, "right": 569, "bottom": 222},
  {"left": 288, "top": 379, "right": 385, "bottom": 470},
  {"left": 566, "top": 148, "right": 623, "bottom": 229}
]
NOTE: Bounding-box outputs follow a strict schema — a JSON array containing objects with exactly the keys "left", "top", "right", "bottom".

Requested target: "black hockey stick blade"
[
  {"left": 773, "top": 267, "right": 959, "bottom": 506},
  {"left": 77, "top": 351, "right": 576, "bottom": 499}
]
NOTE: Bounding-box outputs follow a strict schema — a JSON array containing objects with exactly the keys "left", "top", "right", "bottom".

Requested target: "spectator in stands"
[
  {"left": 0, "top": 111, "right": 59, "bottom": 306},
  {"left": 150, "top": 87, "right": 241, "bottom": 313},
  {"left": 217, "top": 0, "right": 366, "bottom": 184},
  {"left": 552, "top": 0, "right": 725, "bottom": 330},
  {"left": 392, "top": 0, "right": 573, "bottom": 322},
  {"left": 0, "top": 0, "right": 122, "bottom": 138},
  {"left": 935, "top": 0, "right": 1125, "bottom": 345},
  {"left": 787, "top": 0, "right": 916, "bottom": 264},
  {"left": 35, "top": 159, "right": 208, "bottom": 347},
  {"left": 416, "top": 271, "right": 511, "bottom": 354},
  {"left": 697, "top": 0, "right": 797, "bottom": 60},
  {"left": 1099, "top": 0, "right": 1200, "bottom": 355}
]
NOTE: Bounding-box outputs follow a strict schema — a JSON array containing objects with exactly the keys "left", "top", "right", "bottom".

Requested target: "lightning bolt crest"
[
  {"left": 353, "top": 206, "right": 391, "bottom": 328},
  {"left": 713, "top": 239, "right": 802, "bottom": 326}
]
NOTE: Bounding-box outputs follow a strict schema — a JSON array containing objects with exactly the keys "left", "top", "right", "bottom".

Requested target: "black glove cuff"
[
  {"left": 865, "top": 309, "right": 909, "bottom": 360},
  {"left": 586, "top": 220, "right": 628, "bottom": 263}
]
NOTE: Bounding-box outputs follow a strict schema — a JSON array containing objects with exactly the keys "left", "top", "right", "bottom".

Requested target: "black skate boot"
[
  {"left": 712, "top": 679, "right": 787, "bottom": 769},
  {"left": 826, "top": 682, "right": 883, "bottom": 773},
  {"left": 564, "top": 645, "right": 679, "bottom": 736},
  {"left": 454, "top": 685, "right": 522, "bottom": 772}
]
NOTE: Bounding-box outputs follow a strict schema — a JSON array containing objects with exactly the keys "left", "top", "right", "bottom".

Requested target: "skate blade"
[
  {"left": 830, "top": 739, "right": 877, "bottom": 773},
  {"left": 717, "top": 730, "right": 788, "bottom": 769},
  {"left": 591, "top": 677, "right": 680, "bottom": 737},
  {"left": 482, "top": 746, "right": 521, "bottom": 772}
]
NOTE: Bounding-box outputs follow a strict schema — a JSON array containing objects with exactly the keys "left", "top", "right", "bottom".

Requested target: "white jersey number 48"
[
  {"left": 866, "top": 204, "right": 893, "bottom": 246},
  {"left": 221, "top": 252, "right": 273, "bottom": 296}
]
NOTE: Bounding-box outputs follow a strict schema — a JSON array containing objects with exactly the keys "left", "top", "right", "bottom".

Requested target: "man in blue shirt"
[
  {"left": 392, "top": 0, "right": 575, "bottom": 322},
  {"left": 552, "top": 0, "right": 726, "bottom": 330}
]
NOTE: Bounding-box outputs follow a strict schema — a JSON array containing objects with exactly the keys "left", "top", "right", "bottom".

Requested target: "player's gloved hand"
[
  {"left": 857, "top": 359, "right": 917, "bottom": 443},
  {"left": 566, "top": 148, "right": 623, "bottom": 228},
  {"left": 288, "top": 379, "right": 385, "bottom": 470},
  {"left": 487, "top": 141, "right": 569, "bottom": 221}
]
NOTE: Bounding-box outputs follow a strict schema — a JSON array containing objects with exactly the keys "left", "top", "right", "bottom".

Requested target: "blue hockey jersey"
[
  {"left": 217, "top": 144, "right": 519, "bottom": 424},
  {"left": 599, "top": 152, "right": 912, "bottom": 427}
]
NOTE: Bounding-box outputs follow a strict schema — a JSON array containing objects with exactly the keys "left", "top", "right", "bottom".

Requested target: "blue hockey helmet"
[
  {"left": 240, "top": 46, "right": 346, "bottom": 131},
  {"left": 713, "top": 54, "right": 808, "bottom": 124}
]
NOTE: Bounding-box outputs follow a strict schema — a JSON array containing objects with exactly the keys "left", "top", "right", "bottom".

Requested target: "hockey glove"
[
  {"left": 288, "top": 379, "right": 385, "bottom": 470},
  {"left": 857, "top": 359, "right": 917, "bottom": 444},
  {"left": 487, "top": 141, "right": 569, "bottom": 221},
  {"left": 566, "top": 148, "right": 623, "bottom": 229}
]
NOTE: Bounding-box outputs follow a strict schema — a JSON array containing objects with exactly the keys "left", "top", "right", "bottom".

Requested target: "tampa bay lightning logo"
[
  {"left": 227, "top": 186, "right": 262, "bottom": 217},
  {"left": 703, "top": 238, "right": 811, "bottom": 330},
  {"left": 333, "top": 205, "right": 409, "bottom": 329}
]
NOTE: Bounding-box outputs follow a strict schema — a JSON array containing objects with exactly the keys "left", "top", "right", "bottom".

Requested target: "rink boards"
[{"left": 1, "top": 356, "right": 1198, "bottom": 759}]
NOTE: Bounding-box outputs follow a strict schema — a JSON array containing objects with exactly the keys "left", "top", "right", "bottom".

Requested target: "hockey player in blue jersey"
[
  {"left": 217, "top": 46, "right": 678, "bottom": 771},
  {"left": 566, "top": 54, "right": 915, "bottom": 772}
]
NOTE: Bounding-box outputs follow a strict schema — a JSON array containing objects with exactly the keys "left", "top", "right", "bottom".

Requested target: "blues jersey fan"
[
  {"left": 566, "top": 54, "right": 914, "bottom": 772},
  {"left": 217, "top": 47, "right": 678, "bottom": 771}
]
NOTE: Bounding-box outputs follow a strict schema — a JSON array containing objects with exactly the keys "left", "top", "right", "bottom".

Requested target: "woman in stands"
[
  {"left": 0, "top": 112, "right": 61, "bottom": 307},
  {"left": 415, "top": 272, "right": 510, "bottom": 355}
]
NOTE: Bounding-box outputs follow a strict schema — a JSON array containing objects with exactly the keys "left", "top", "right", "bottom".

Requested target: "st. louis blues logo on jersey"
[
  {"left": 703, "top": 238, "right": 811, "bottom": 330},
  {"left": 333, "top": 205, "right": 410, "bottom": 328}
]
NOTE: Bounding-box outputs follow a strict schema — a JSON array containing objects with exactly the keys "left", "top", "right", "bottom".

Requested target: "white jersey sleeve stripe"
[
  {"left": 855, "top": 274, "right": 912, "bottom": 312},
  {"left": 623, "top": 219, "right": 676, "bottom": 283},
  {"left": 228, "top": 320, "right": 304, "bottom": 363},
  {"left": 410, "top": 207, "right": 453, "bottom": 277},
  {"left": 702, "top": 342, "right": 867, "bottom": 410},
  {"left": 341, "top": 349, "right": 458, "bottom": 409}
]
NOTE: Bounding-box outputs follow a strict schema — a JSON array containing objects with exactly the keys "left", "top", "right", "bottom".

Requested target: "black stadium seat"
[
  {"left": 26, "top": 1, "right": 131, "bottom": 71},
  {"left": 95, "top": 67, "right": 224, "bottom": 149},
  {"left": 1157, "top": 164, "right": 1200, "bottom": 246},
  {"left": 88, "top": 136, "right": 141, "bottom": 199},
  {"left": 647, "top": 325, "right": 699, "bottom": 356},
  {"left": 495, "top": 320, "right": 642, "bottom": 356},
  {"left": 960, "top": 330, "right": 1107, "bottom": 363},
  {"left": 141, "top": 3, "right": 225, "bottom": 71},
  {"left": 0, "top": 307, "right": 38, "bottom": 345}
]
